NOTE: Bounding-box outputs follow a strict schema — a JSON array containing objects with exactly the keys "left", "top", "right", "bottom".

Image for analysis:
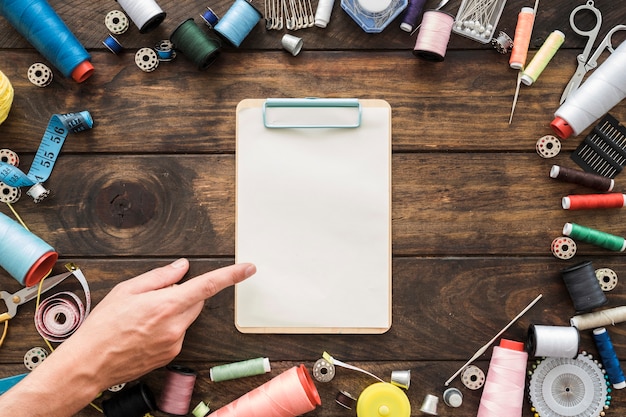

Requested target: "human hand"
[
  {"left": 57, "top": 258, "right": 256, "bottom": 390},
  {"left": 0, "top": 259, "right": 256, "bottom": 417}
]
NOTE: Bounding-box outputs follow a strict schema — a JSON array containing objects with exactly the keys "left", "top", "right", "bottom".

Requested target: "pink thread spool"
[
  {"left": 477, "top": 339, "right": 527, "bottom": 417},
  {"left": 210, "top": 364, "right": 321, "bottom": 417},
  {"left": 158, "top": 364, "right": 197, "bottom": 416},
  {"left": 413, "top": 10, "right": 455, "bottom": 62}
]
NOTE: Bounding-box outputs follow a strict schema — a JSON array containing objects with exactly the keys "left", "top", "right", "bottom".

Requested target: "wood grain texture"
[{"left": 2, "top": 0, "right": 626, "bottom": 415}]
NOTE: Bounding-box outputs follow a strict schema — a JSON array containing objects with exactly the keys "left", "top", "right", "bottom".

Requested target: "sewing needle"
[
  {"left": 444, "top": 293, "right": 543, "bottom": 386},
  {"left": 509, "top": 71, "right": 523, "bottom": 124}
]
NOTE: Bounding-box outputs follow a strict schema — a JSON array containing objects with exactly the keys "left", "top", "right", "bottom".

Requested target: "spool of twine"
[
  {"left": 476, "top": 339, "right": 527, "bottom": 417},
  {"left": 550, "top": 165, "right": 614, "bottom": 192},
  {"left": 170, "top": 18, "right": 221, "bottom": 70},
  {"left": 0, "top": 212, "right": 57, "bottom": 287},
  {"left": 571, "top": 306, "right": 626, "bottom": 330},
  {"left": 413, "top": 10, "right": 455, "bottom": 62},
  {"left": 563, "top": 222, "right": 626, "bottom": 252},
  {"left": 521, "top": 30, "right": 564, "bottom": 86},
  {"left": 0, "top": 70, "right": 13, "bottom": 124},
  {"left": 210, "top": 364, "right": 321, "bottom": 417},
  {"left": 0, "top": 0, "right": 93, "bottom": 82}
]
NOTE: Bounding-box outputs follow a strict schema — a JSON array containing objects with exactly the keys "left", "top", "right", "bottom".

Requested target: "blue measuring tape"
[
  {"left": 0, "top": 373, "right": 27, "bottom": 395},
  {"left": 0, "top": 111, "right": 92, "bottom": 197}
]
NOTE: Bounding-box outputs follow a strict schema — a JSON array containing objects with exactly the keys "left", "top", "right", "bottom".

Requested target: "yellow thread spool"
[
  {"left": 521, "top": 30, "right": 565, "bottom": 86},
  {"left": 0, "top": 70, "right": 14, "bottom": 125}
]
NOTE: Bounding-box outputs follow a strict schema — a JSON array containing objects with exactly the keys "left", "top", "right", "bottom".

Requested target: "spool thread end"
[
  {"left": 551, "top": 116, "right": 573, "bottom": 139},
  {"left": 24, "top": 250, "right": 58, "bottom": 287},
  {"left": 71, "top": 61, "right": 94, "bottom": 83}
]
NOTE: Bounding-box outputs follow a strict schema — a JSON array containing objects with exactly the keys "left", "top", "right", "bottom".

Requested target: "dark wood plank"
[{"left": 1, "top": 50, "right": 625, "bottom": 155}]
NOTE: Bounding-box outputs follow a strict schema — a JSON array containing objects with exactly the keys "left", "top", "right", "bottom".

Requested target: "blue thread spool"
[
  {"left": 0, "top": 0, "right": 93, "bottom": 82},
  {"left": 201, "top": 7, "right": 220, "bottom": 28},
  {"left": 102, "top": 35, "right": 123, "bottom": 55},
  {"left": 593, "top": 328, "right": 626, "bottom": 389},
  {"left": 0, "top": 212, "right": 58, "bottom": 287},
  {"left": 399, "top": 0, "right": 426, "bottom": 32},
  {"left": 214, "top": 0, "right": 262, "bottom": 47}
]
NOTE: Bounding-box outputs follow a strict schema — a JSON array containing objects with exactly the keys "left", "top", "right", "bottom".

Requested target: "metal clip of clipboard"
[{"left": 262, "top": 98, "right": 362, "bottom": 128}]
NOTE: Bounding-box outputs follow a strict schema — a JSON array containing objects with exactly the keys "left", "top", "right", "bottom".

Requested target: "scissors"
[
  {"left": 560, "top": 0, "right": 626, "bottom": 104},
  {"left": 0, "top": 271, "right": 73, "bottom": 323}
]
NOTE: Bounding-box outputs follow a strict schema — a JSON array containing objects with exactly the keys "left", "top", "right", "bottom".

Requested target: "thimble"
[
  {"left": 420, "top": 394, "right": 439, "bottom": 415},
  {"left": 443, "top": 388, "right": 462, "bottom": 408},
  {"left": 281, "top": 34, "right": 303, "bottom": 56},
  {"left": 390, "top": 370, "right": 411, "bottom": 389}
]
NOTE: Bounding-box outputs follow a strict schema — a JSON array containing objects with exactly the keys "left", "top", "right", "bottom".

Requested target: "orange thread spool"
[
  {"left": 562, "top": 193, "right": 626, "bottom": 210},
  {"left": 509, "top": 7, "right": 535, "bottom": 69}
]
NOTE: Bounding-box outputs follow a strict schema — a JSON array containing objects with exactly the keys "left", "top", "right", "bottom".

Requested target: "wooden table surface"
[{"left": 1, "top": 0, "right": 626, "bottom": 416}]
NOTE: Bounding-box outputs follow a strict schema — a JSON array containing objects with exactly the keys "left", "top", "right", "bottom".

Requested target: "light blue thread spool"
[
  {"left": 210, "top": 357, "right": 271, "bottom": 382},
  {"left": 214, "top": 0, "right": 262, "bottom": 47},
  {"left": 0, "top": 212, "right": 57, "bottom": 287},
  {"left": 0, "top": 0, "right": 93, "bottom": 82},
  {"left": 593, "top": 328, "right": 626, "bottom": 389}
]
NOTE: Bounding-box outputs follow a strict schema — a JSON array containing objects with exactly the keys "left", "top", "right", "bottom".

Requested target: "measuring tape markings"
[{"left": 0, "top": 111, "right": 93, "bottom": 190}]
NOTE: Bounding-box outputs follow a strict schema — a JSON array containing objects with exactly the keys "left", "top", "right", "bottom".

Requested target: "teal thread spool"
[
  {"left": 210, "top": 357, "right": 271, "bottom": 382},
  {"left": 170, "top": 18, "right": 221, "bottom": 70},
  {"left": 563, "top": 222, "right": 626, "bottom": 252}
]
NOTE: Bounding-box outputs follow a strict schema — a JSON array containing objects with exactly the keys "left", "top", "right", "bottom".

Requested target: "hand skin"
[{"left": 0, "top": 258, "right": 256, "bottom": 417}]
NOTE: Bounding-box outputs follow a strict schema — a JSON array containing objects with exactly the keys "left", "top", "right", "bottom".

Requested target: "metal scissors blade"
[
  {"left": 560, "top": 0, "right": 602, "bottom": 104},
  {"left": 0, "top": 271, "right": 73, "bottom": 321}
]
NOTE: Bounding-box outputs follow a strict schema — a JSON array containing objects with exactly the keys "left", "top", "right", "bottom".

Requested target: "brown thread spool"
[{"left": 550, "top": 165, "right": 614, "bottom": 192}]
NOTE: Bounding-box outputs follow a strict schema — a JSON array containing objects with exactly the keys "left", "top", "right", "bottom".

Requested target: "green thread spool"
[
  {"left": 170, "top": 18, "right": 221, "bottom": 70},
  {"left": 192, "top": 401, "right": 211, "bottom": 417},
  {"left": 563, "top": 222, "right": 626, "bottom": 252},
  {"left": 210, "top": 357, "right": 271, "bottom": 382}
]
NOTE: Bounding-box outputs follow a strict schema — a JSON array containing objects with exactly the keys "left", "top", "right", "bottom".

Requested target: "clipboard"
[{"left": 235, "top": 98, "right": 392, "bottom": 334}]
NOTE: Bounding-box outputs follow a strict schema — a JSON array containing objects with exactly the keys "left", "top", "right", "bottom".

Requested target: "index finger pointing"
[{"left": 175, "top": 263, "right": 256, "bottom": 304}]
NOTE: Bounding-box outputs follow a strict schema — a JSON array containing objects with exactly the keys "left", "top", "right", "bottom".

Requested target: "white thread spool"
[
  {"left": 413, "top": 11, "right": 455, "bottom": 62},
  {"left": 552, "top": 39, "right": 626, "bottom": 139},
  {"left": 526, "top": 324, "right": 579, "bottom": 358},
  {"left": 116, "top": 0, "right": 166, "bottom": 33},
  {"left": 315, "top": 0, "right": 335, "bottom": 27}
]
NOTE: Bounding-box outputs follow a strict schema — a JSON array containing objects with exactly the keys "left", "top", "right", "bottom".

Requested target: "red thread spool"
[
  {"left": 509, "top": 7, "right": 535, "bottom": 70},
  {"left": 562, "top": 193, "right": 626, "bottom": 210},
  {"left": 211, "top": 364, "right": 321, "bottom": 417},
  {"left": 158, "top": 364, "right": 197, "bottom": 416}
]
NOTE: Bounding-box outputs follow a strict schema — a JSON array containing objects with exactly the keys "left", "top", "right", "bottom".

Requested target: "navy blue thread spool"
[
  {"left": 102, "top": 35, "right": 124, "bottom": 54},
  {"left": 201, "top": 7, "right": 220, "bottom": 28},
  {"left": 214, "top": 0, "right": 262, "bottom": 47},
  {"left": 102, "top": 382, "right": 157, "bottom": 417},
  {"left": 170, "top": 18, "right": 221, "bottom": 70},
  {"left": 593, "top": 327, "right": 626, "bottom": 389},
  {"left": 399, "top": 0, "right": 426, "bottom": 32},
  {"left": 561, "top": 261, "right": 608, "bottom": 313}
]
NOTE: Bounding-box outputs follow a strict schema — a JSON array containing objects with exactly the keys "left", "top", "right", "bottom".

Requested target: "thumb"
[{"left": 122, "top": 258, "right": 190, "bottom": 294}]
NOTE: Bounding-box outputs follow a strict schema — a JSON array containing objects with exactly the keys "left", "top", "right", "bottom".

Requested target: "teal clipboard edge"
[
  {"left": 263, "top": 97, "right": 362, "bottom": 128},
  {"left": 235, "top": 98, "right": 392, "bottom": 334}
]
